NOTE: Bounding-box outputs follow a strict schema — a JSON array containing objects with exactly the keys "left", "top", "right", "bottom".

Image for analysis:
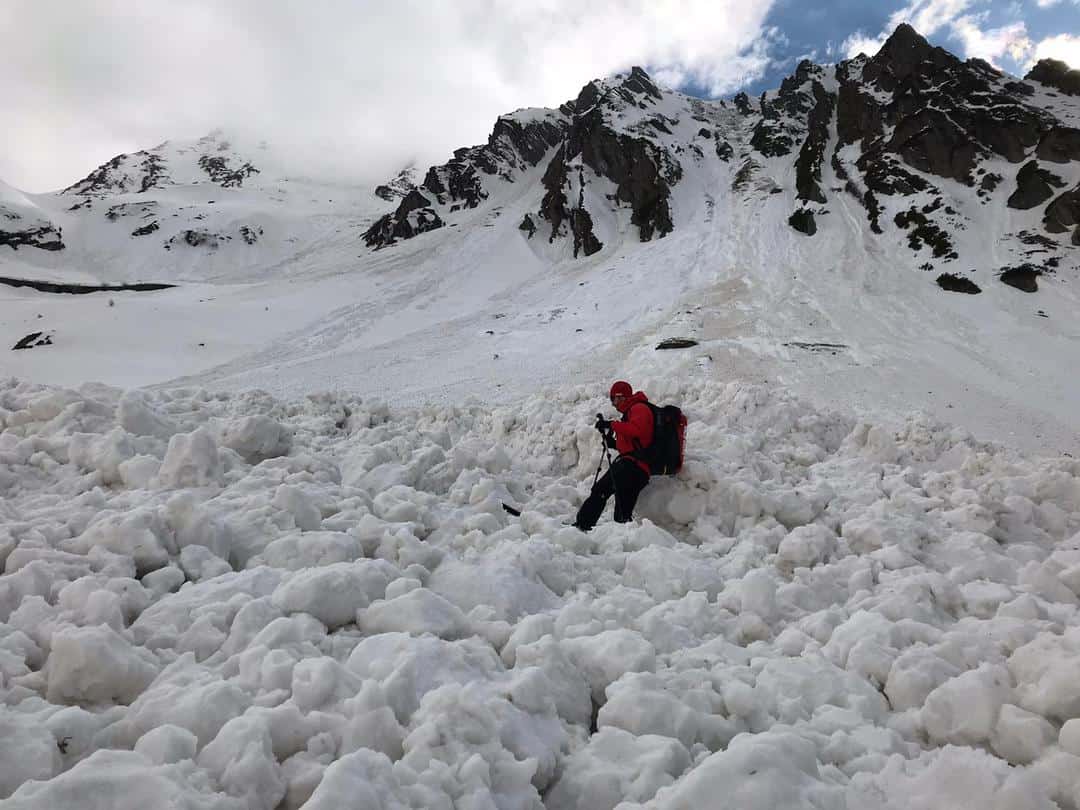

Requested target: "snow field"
[{"left": 2, "top": 377, "right": 1080, "bottom": 808}]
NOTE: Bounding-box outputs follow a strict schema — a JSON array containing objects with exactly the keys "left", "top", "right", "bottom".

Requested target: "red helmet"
[{"left": 609, "top": 380, "right": 632, "bottom": 400}]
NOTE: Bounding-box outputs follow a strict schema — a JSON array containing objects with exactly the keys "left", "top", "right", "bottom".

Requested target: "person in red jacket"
[{"left": 572, "top": 380, "right": 654, "bottom": 531}]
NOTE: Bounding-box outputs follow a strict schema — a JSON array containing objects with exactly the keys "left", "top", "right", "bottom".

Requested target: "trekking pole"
[{"left": 593, "top": 414, "right": 610, "bottom": 488}]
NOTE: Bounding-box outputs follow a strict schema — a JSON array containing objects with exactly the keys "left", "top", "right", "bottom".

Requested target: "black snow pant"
[{"left": 573, "top": 457, "right": 650, "bottom": 531}]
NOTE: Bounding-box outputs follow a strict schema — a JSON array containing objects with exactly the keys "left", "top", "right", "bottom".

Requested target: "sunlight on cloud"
[
  {"left": 950, "top": 18, "right": 1032, "bottom": 67},
  {"left": 1029, "top": 33, "right": 1080, "bottom": 69}
]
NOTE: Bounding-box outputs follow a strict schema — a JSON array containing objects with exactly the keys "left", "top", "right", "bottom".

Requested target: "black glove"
[
  {"left": 604, "top": 433, "right": 617, "bottom": 449},
  {"left": 595, "top": 415, "right": 611, "bottom": 433}
]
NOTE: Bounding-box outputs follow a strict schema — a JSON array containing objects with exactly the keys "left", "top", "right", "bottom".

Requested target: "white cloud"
[
  {"left": 842, "top": 31, "right": 886, "bottom": 59},
  {"left": 1028, "top": 33, "right": 1080, "bottom": 69},
  {"left": 950, "top": 17, "right": 1032, "bottom": 66},
  {"left": 0, "top": 0, "right": 777, "bottom": 192}
]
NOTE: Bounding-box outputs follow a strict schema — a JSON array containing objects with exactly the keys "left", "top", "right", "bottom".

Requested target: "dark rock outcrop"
[
  {"left": 519, "top": 214, "right": 536, "bottom": 239},
  {"left": 936, "top": 273, "right": 981, "bottom": 293},
  {"left": 0, "top": 223, "right": 65, "bottom": 251},
  {"left": 131, "top": 221, "right": 160, "bottom": 237},
  {"left": 1037, "top": 127, "right": 1080, "bottom": 164},
  {"left": 732, "top": 92, "right": 754, "bottom": 116},
  {"left": 795, "top": 82, "right": 836, "bottom": 203},
  {"left": 12, "top": 331, "right": 52, "bottom": 350},
  {"left": 1044, "top": 185, "right": 1080, "bottom": 234},
  {"left": 363, "top": 189, "right": 444, "bottom": 247},
  {"left": 895, "top": 207, "right": 957, "bottom": 259},
  {"left": 999, "top": 264, "right": 1041, "bottom": 292},
  {"left": 198, "top": 155, "right": 259, "bottom": 188},
  {"left": 1026, "top": 59, "right": 1080, "bottom": 97},
  {"left": 1007, "top": 161, "right": 1066, "bottom": 210},
  {"left": 789, "top": 209, "right": 817, "bottom": 235}
]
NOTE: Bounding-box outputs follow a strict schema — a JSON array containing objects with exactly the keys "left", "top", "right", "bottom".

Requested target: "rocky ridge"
[{"left": 366, "top": 25, "right": 1080, "bottom": 285}]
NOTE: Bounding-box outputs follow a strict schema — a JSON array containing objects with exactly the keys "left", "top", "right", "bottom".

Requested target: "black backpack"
[{"left": 629, "top": 402, "right": 687, "bottom": 476}]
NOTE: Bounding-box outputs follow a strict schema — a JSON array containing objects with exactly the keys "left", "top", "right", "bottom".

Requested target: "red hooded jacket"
[{"left": 611, "top": 391, "right": 654, "bottom": 475}]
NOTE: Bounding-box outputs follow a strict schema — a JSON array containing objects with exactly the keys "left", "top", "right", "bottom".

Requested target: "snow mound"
[{"left": 3, "top": 377, "right": 1080, "bottom": 807}]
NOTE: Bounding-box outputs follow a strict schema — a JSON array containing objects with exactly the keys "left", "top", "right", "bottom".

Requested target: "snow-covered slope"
[{"left": 3, "top": 27, "right": 1079, "bottom": 457}]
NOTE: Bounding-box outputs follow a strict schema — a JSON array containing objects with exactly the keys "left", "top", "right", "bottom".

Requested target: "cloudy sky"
[{"left": 3, "top": 0, "right": 1079, "bottom": 192}]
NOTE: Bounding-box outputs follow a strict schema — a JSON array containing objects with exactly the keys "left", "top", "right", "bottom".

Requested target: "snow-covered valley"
[{"left": 4, "top": 25, "right": 1080, "bottom": 810}]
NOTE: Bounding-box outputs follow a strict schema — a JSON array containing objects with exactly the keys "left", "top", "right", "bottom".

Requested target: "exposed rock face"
[
  {"left": 1026, "top": 59, "right": 1080, "bottom": 96},
  {"left": 1007, "top": 161, "right": 1065, "bottom": 209},
  {"left": 1037, "top": 127, "right": 1080, "bottom": 164},
  {"left": 0, "top": 223, "right": 64, "bottom": 251},
  {"left": 362, "top": 26, "right": 1079, "bottom": 261},
  {"left": 937, "top": 273, "right": 981, "bottom": 294},
  {"left": 999, "top": 264, "right": 1041, "bottom": 292},
  {"left": 1044, "top": 185, "right": 1080, "bottom": 234},
  {"left": 363, "top": 189, "right": 444, "bottom": 247},
  {"left": 788, "top": 209, "right": 817, "bottom": 235},
  {"left": 366, "top": 111, "right": 567, "bottom": 248},
  {"left": 198, "top": 155, "right": 259, "bottom": 187},
  {"left": 795, "top": 79, "right": 836, "bottom": 203}
]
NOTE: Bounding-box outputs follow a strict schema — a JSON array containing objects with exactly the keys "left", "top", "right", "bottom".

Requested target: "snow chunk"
[
  {"left": 922, "top": 664, "right": 1012, "bottom": 745},
  {"left": 156, "top": 427, "right": 223, "bottom": 488},
  {"left": 301, "top": 749, "right": 407, "bottom": 810},
  {"left": 358, "top": 587, "right": 471, "bottom": 639},
  {"left": 253, "top": 530, "right": 363, "bottom": 570},
  {"left": 4, "top": 749, "right": 244, "bottom": 810},
  {"left": 179, "top": 545, "right": 232, "bottom": 581},
  {"left": 623, "top": 545, "right": 723, "bottom": 601},
  {"left": 134, "top": 724, "right": 198, "bottom": 765},
  {"left": 777, "top": 524, "right": 836, "bottom": 571},
  {"left": 1009, "top": 628, "right": 1080, "bottom": 721},
  {"left": 271, "top": 559, "right": 398, "bottom": 629},
  {"left": 561, "top": 629, "right": 656, "bottom": 703},
  {"left": 546, "top": 727, "right": 690, "bottom": 810},
  {"left": 848, "top": 745, "right": 1057, "bottom": 809},
  {"left": 66, "top": 508, "right": 171, "bottom": 575},
  {"left": 116, "top": 391, "right": 178, "bottom": 439},
  {"left": 198, "top": 714, "right": 285, "bottom": 810},
  {"left": 215, "top": 414, "right": 291, "bottom": 462},
  {"left": 47, "top": 624, "right": 159, "bottom": 705},
  {"left": 0, "top": 712, "right": 61, "bottom": 799},
  {"left": 990, "top": 704, "right": 1056, "bottom": 765},
  {"left": 654, "top": 730, "right": 842, "bottom": 809}
]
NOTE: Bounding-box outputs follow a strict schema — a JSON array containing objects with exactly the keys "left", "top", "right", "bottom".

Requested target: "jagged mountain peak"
[{"left": 365, "top": 24, "right": 1080, "bottom": 279}]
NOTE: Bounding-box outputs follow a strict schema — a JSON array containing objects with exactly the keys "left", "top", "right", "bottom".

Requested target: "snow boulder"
[
  {"left": 561, "top": 629, "right": 657, "bottom": 703},
  {"left": 545, "top": 727, "right": 691, "bottom": 810},
  {"left": 777, "top": 524, "right": 836, "bottom": 571},
  {"left": 654, "top": 730, "right": 842, "bottom": 810},
  {"left": 46, "top": 624, "right": 159, "bottom": 705},
  {"left": 922, "top": 664, "right": 1012, "bottom": 745},
  {"left": 271, "top": 559, "right": 398, "bottom": 629},
  {"left": 156, "top": 428, "right": 223, "bottom": 488},
  {"left": 4, "top": 749, "right": 244, "bottom": 810},
  {"left": 134, "top": 724, "right": 199, "bottom": 765},
  {"left": 215, "top": 414, "right": 291, "bottom": 462},
  {"left": 116, "top": 391, "right": 178, "bottom": 439},
  {"left": 358, "top": 587, "right": 471, "bottom": 639},
  {"left": 0, "top": 713, "right": 61, "bottom": 799}
]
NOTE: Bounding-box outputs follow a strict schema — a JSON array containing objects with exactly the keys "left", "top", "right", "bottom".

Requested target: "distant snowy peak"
[
  {"left": 0, "top": 179, "right": 64, "bottom": 252},
  {"left": 62, "top": 130, "right": 261, "bottom": 198}
]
